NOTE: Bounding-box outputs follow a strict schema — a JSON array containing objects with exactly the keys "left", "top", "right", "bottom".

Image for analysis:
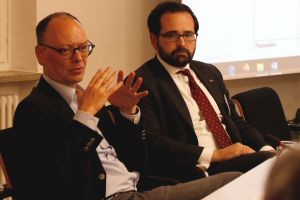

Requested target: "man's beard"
[{"left": 157, "top": 43, "right": 195, "bottom": 68}]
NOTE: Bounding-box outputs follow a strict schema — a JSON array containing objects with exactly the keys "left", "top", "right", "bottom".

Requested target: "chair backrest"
[
  {"left": 0, "top": 127, "right": 15, "bottom": 199},
  {"left": 231, "top": 87, "right": 291, "bottom": 141},
  {"left": 0, "top": 154, "right": 11, "bottom": 189},
  {"left": 230, "top": 98, "right": 245, "bottom": 120}
]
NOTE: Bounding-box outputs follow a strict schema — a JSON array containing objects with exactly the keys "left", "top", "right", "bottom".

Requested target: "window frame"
[{"left": 0, "top": 0, "right": 8, "bottom": 69}]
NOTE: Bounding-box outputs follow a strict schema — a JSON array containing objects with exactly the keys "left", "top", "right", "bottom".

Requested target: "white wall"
[
  {"left": 36, "top": 0, "right": 172, "bottom": 88},
  {"left": 9, "top": 0, "right": 37, "bottom": 72},
  {"left": 5, "top": 0, "right": 300, "bottom": 121}
]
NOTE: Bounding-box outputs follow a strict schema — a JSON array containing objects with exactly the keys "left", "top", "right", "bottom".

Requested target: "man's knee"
[
  {"left": 210, "top": 172, "right": 243, "bottom": 185},
  {"left": 255, "top": 151, "right": 276, "bottom": 163}
]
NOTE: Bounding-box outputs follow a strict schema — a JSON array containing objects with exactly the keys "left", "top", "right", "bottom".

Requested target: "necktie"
[{"left": 177, "top": 69, "right": 232, "bottom": 148}]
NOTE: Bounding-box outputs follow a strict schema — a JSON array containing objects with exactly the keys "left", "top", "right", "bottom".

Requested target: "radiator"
[
  {"left": 0, "top": 94, "right": 19, "bottom": 129},
  {"left": 0, "top": 94, "right": 19, "bottom": 198}
]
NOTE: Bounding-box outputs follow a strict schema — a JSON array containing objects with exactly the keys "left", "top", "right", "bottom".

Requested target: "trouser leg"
[{"left": 113, "top": 172, "right": 242, "bottom": 200}]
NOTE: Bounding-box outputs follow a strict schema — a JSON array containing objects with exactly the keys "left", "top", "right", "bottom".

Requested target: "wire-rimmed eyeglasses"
[{"left": 40, "top": 40, "right": 95, "bottom": 60}]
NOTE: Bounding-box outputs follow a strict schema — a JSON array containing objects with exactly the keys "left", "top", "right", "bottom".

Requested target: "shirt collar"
[
  {"left": 43, "top": 74, "right": 85, "bottom": 105},
  {"left": 157, "top": 54, "right": 191, "bottom": 77}
]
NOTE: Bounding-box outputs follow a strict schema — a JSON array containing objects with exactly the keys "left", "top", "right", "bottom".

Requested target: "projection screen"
[{"left": 182, "top": 0, "right": 300, "bottom": 80}]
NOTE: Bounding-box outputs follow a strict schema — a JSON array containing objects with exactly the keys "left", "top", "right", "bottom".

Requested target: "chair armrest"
[
  {"left": 288, "top": 124, "right": 300, "bottom": 131},
  {"left": 195, "top": 167, "right": 209, "bottom": 177},
  {"left": 0, "top": 184, "right": 14, "bottom": 200},
  {"left": 230, "top": 99, "right": 245, "bottom": 120}
]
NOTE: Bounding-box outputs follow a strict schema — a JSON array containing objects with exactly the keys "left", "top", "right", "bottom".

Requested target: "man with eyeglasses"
[
  {"left": 11, "top": 12, "right": 241, "bottom": 200},
  {"left": 133, "top": 2, "right": 276, "bottom": 183}
]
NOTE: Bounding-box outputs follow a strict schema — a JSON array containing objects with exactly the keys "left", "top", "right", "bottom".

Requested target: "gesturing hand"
[
  {"left": 108, "top": 70, "right": 148, "bottom": 114},
  {"left": 76, "top": 67, "right": 123, "bottom": 116}
]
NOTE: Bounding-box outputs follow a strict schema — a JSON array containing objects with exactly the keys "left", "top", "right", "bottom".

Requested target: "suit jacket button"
[
  {"left": 99, "top": 174, "right": 105, "bottom": 180},
  {"left": 84, "top": 147, "right": 89, "bottom": 152},
  {"left": 90, "top": 138, "right": 95, "bottom": 143},
  {"left": 86, "top": 142, "right": 92, "bottom": 147}
]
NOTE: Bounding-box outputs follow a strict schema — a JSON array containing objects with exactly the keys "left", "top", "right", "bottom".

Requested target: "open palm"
[{"left": 108, "top": 71, "right": 148, "bottom": 114}]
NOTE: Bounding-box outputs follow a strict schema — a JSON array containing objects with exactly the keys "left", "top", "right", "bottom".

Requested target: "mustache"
[{"left": 171, "top": 47, "right": 191, "bottom": 57}]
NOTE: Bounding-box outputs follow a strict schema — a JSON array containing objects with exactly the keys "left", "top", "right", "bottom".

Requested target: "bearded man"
[{"left": 133, "top": 2, "right": 276, "bottom": 183}]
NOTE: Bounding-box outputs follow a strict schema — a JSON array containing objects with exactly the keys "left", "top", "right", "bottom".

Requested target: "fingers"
[
  {"left": 227, "top": 143, "right": 254, "bottom": 156},
  {"left": 136, "top": 91, "right": 148, "bottom": 99},
  {"left": 87, "top": 67, "right": 111, "bottom": 89},
  {"left": 88, "top": 67, "right": 120, "bottom": 91},
  {"left": 125, "top": 74, "right": 145, "bottom": 95},
  {"left": 89, "top": 68, "right": 103, "bottom": 87},
  {"left": 235, "top": 143, "right": 254, "bottom": 153},
  {"left": 101, "top": 71, "right": 119, "bottom": 89},
  {"left": 241, "top": 145, "right": 255, "bottom": 154},
  {"left": 117, "top": 70, "right": 124, "bottom": 83},
  {"left": 124, "top": 72, "right": 135, "bottom": 89},
  {"left": 93, "top": 67, "right": 113, "bottom": 88},
  {"left": 123, "top": 72, "right": 146, "bottom": 95},
  {"left": 106, "top": 81, "right": 124, "bottom": 96},
  {"left": 131, "top": 77, "right": 143, "bottom": 93},
  {"left": 212, "top": 143, "right": 256, "bottom": 163},
  {"left": 76, "top": 89, "right": 84, "bottom": 105}
]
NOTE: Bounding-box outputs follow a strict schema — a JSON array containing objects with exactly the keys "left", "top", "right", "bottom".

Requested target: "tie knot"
[{"left": 176, "top": 69, "right": 192, "bottom": 77}]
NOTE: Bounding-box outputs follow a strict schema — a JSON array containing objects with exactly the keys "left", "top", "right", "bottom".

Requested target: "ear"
[
  {"left": 35, "top": 45, "right": 45, "bottom": 66},
  {"left": 150, "top": 33, "right": 158, "bottom": 50}
]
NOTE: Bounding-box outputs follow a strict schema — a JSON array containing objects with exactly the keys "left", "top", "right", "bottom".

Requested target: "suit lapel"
[
  {"left": 37, "top": 77, "right": 75, "bottom": 124},
  {"left": 151, "top": 57, "right": 227, "bottom": 130},
  {"left": 94, "top": 107, "right": 115, "bottom": 145},
  {"left": 38, "top": 77, "right": 115, "bottom": 139},
  {"left": 190, "top": 63, "right": 227, "bottom": 116},
  {"left": 150, "top": 57, "right": 194, "bottom": 128}
]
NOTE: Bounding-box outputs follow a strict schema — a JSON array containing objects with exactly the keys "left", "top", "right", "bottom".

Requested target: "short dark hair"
[
  {"left": 147, "top": 2, "right": 199, "bottom": 36},
  {"left": 36, "top": 12, "right": 82, "bottom": 45}
]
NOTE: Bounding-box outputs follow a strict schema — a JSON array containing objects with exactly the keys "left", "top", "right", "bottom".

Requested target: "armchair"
[{"left": 231, "top": 87, "right": 299, "bottom": 142}]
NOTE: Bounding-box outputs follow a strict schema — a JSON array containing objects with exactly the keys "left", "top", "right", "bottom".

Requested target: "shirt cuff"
[
  {"left": 120, "top": 106, "right": 141, "bottom": 124},
  {"left": 259, "top": 145, "right": 275, "bottom": 151},
  {"left": 74, "top": 110, "right": 99, "bottom": 131},
  {"left": 196, "top": 148, "right": 214, "bottom": 169}
]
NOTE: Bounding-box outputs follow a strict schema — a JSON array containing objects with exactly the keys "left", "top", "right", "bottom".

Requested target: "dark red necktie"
[{"left": 177, "top": 69, "right": 232, "bottom": 148}]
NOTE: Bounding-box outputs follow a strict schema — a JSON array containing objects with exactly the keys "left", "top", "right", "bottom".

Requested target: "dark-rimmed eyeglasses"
[
  {"left": 159, "top": 32, "right": 197, "bottom": 42},
  {"left": 40, "top": 40, "right": 95, "bottom": 60}
]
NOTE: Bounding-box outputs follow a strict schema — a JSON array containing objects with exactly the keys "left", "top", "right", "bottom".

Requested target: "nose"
[
  {"left": 71, "top": 49, "right": 83, "bottom": 61},
  {"left": 177, "top": 35, "right": 186, "bottom": 47}
]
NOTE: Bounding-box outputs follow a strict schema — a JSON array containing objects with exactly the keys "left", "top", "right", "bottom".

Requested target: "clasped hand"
[
  {"left": 76, "top": 67, "right": 148, "bottom": 116},
  {"left": 211, "top": 142, "right": 255, "bottom": 163}
]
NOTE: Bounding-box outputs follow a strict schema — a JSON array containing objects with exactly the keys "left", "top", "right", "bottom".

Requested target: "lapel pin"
[{"left": 209, "top": 79, "right": 213, "bottom": 83}]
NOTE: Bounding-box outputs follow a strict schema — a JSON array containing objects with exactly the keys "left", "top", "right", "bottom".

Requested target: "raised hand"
[
  {"left": 108, "top": 70, "right": 148, "bottom": 114},
  {"left": 76, "top": 67, "right": 123, "bottom": 116}
]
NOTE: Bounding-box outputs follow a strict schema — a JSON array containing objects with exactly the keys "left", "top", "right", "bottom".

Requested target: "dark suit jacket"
[
  {"left": 134, "top": 56, "right": 266, "bottom": 177},
  {"left": 12, "top": 77, "right": 145, "bottom": 200}
]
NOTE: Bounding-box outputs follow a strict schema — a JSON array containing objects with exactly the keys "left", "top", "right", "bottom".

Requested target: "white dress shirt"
[
  {"left": 157, "top": 55, "right": 273, "bottom": 169},
  {"left": 43, "top": 74, "right": 140, "bottom": 197}
]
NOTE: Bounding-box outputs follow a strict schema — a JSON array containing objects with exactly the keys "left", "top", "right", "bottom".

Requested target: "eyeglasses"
[
  {"left": 40, "top": 40, "right": 95, "bottom": 60},
  {"left": 159, "top": 32, "right": 197, "bottom": 42}
]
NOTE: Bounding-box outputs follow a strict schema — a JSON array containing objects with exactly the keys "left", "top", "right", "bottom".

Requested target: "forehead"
[
  {"left": 44, "top": 16, "right": 87, "bottom": 46},
  {"left": 160, "top": 11, "right": 194, "bottom": 33}
]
